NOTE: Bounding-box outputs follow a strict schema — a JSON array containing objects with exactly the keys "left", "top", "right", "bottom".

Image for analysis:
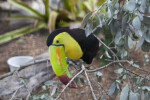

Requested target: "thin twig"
[
  {"left": 87, "top": 60, "right": 127, "bottom": 73},
  {"left": 84, "top": 65, "right": 97, "bottom": 100},
  {"left": 99, "top": 83, "right": 112, "bottom": 99},
  {"left": 94, "top": 34, "right": 118, "bottom": 59},
  {"left": 68, "top": 60, "right": 81, "bottom": 71},
  {"left": 55, "top": 69, "right": 84, "bottom": 100},
  {"left": 90, "top": 2, "right": 107, "bottom": 18},
  {"left": 119, "top": 65, "right": 150, "bottom": 81},
  {"left": 26, "top": 92, "right": 31, "bottom": 100},
  {"left": 87, "top": 58, "right": 150, "bottom": 75},
  {"left": 0, "top": 58, "right": 50, "bottom": 79},
  {"left": 126, "top": 60, "right": 150, "bottom": 74},
  {"left": 9, "top": 85, "right": 24, "bottom": 100},
  {"left": 15, "top": 71, "right": 31, "bottom": 100}
]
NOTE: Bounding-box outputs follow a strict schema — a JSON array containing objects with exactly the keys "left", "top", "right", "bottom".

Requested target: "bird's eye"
[{"left": 56, "top": 40, "right": 59, "bottom": 43}]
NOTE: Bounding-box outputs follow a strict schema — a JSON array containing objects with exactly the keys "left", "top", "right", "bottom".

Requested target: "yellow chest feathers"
[{"left": 52, "top": 32, "right": 83, "bottom": 59}]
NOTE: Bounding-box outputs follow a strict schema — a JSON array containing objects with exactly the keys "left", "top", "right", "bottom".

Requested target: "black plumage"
[{"left": 47, "top": 28, "right": 99, "bottom": 64}]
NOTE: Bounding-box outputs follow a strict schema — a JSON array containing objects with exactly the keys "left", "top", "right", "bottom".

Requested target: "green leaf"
[
  {"left": 51, "top": 84, "right": 58, "bottom": 96},
  {"left": 123, "top": 75, "right": 127, "bottom": 80},
  {"left": 97, "top": 14, "right": 103, "bottom": 28},
  {"left": 132, "top": 16, "right": 141, "bottom": 30},
  {"left": 141, "top": 90, "right": 149, "bottom": 100},
  {"left": 63, "top": 0, "right": 71, "bottom": 11},
  {"left": 97, "top": 76, "right": 101, "bottom": 82},
  {"left": 136, "top": 35, "right": 144, "bottom": 50},
  {"left": 0, "top": 23, "right": 47, "bottom": 44},
  {"left": 129, "top": 90, "right": 139, "bottom": 100},
  {"left": 139, "top": 0, "right": 146, "bottom": 13},
  {"left": 31, "top": 94, "right": 41, "bottom": 100},
  {"left": 142, "top": 86, "right": 150, "bottom": 91},
  {"left": 93, "top": 72, "right": 102, "bottom": 82},
  {"left": 85, "top": 20, "right": 93, "bottom": 37},
  {"left": 43, "top": 0, "right": 49, "bottom": 22},
  {"left": 115, "top": 31, "right": 122, "bottom": 45},
  {"left": 58, "top": 21, "right": 69, "bottom": 27},
  {"left": 120, "top": 49, "right": 128, "bottom": 59},
  {"left": 48, "top": 11, "right": 58, "bottom": 33},
  {"left": 80, "top": 78, "right": 85, "bottom": 85},
  {"left": 143, "top": 54, "right": 149, "bottom": 66},
  {"left": 97, "top": 72, "right": 103, "bottom": 76},
  {"left": 114, "top": 2, "right": 119, "bottom": 9},
  {"left": 114, "top": 68, "right": 123, "bottom": 74},
  {"left": 120, "top": 84, "right": 129, "bottom": 100},
  {"left": 99, "top": 0, "right": 106, "bottom": 6},
  {"left": 105, "top": 51, "right": 111, "bottom": 58},
  {"left": 8, "top": 0, "right": 44, "bottom": 21},
  {"left": 124, "top": 0, "right": 136, "bottom": 12},
  {"left": 81, "top": 12, "right": 93, "bottom": 28},
  {"left": 142, "top": 16, "right": 150, "bottom": 25},
  {"left": 108, "top": 82, "right": 117, "bottom": 96},
  {"left": 129, "top": 24, "right": 136, "bottom": 35},
  {"left": 44, "top": 80, "right": 54, "bottom": 86},
  {"left": 107, "top": 7, "right": 112, "bottom": 18},
  {"left": 142, "top": 40, "right": 150, "bottom": 52},
  {"left": 136, "top": 77, "right": 144, "bottom": 85},
  {"left": 137, "top": 29, "right": 143, "bottom": 37},
  {"left": 132, "top": 64, "right": 140, "bottom": 68},
  {"left": 122, "top": 15, "right": 128, "bottom": 31},
  {"left": 75, "top": 76, "right": 81, "bottom": 84},
  {"left": 128, "top": 36, "right": 133, "bottom": 49},
  {"left": 110, "top": 20, "right": 120, "bottom": 34},
  {"left": 136, "top": 11, "right": 143, "bottom": 21},
  {"left": 83, "top": 1, "right": 92, "bottom": 11},
  {"left": 144, "top": 31, "right": 150, "bottom": 43},
  {"left": 2, "top": 16, "right": 38, "bottom": 21}
]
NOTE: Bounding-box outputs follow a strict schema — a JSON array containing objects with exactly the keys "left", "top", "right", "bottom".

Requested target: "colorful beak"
[{"left": 49, "top": 45, "right": 77, "bottom": 88}]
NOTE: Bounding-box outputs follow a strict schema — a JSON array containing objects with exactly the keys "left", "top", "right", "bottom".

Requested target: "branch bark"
[{"left": 0, "top": 51, "right": 55, "bottom": 100}]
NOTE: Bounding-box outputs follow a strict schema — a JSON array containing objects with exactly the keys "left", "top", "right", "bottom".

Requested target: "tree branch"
[
  {"left": 126, "top": 60, "right": 150, "bottom": 74},
  {"left": 55, "top": 69, "right": 84, "bottom": 100},
  {"left": 0, "top": 58, "right": 50, "bottom": 80},
  {"left": 10, "top": 85, "right": 24, "bottom": 100},
  {"left": 15, "top": 71, "right": 31, "bottom": 100},
  {"left": 94, "top": 34, "right": 150, "bottom": 81},
  {"left": 87, "top": 60, "right": 127, "bottom": 73},
  {"left": 83, "top": 65, "right": 97, "bottom": 100}
]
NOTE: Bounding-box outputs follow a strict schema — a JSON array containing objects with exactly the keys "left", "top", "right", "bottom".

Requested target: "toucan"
[{"left": 47, "top": 28, "right": 99, "bottom": 88}]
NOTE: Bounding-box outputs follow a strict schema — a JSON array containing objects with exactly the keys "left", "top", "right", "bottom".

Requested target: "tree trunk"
[{"left": 0, "top": 51, "right": 55, "bottom": 100}]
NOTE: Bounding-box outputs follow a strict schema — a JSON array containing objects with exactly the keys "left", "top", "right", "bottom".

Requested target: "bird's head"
[{"left": 47, "top": 31, "right": 83, "bottom": 59}]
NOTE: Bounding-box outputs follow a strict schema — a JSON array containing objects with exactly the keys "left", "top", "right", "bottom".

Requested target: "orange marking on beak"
[{"left": 56, "top": 48, "right": 65, "bottom": 74}]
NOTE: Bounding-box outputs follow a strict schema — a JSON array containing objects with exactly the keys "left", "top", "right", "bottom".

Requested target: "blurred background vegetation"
[{"left": 0, "top": 0, "right": 105, "bottom": 44}]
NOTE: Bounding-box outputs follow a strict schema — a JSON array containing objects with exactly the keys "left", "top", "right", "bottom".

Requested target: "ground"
[
  {"left": 0, "top": 23, "right": 49, "bottom": 74},
  {"left": 0, "top": 23, "right": 150, "bottom": 100}
]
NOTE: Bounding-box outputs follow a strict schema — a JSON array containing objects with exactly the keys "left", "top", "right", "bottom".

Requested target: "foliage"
[
  {"left": 0, "top": 0, "right": 103, "bottom": 44},
  {"left": 0, "top": 23, "right": 47, "bottom": 44},
  {"left": 81, "top": 0, "right": 150, "bottom": 99},
  {"left": 0, "top": 0, "right": 50, "bottom": 44},
  {"left": 83, "top": 0, "right": 150, "bottom": 58},
  {"left": 29, "top": 80, "right": 60, "bottom": 100}
]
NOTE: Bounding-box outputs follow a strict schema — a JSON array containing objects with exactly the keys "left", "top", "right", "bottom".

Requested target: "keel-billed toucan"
[{"left": 47, "top": 28, "right": 99, "bottom": 88}]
